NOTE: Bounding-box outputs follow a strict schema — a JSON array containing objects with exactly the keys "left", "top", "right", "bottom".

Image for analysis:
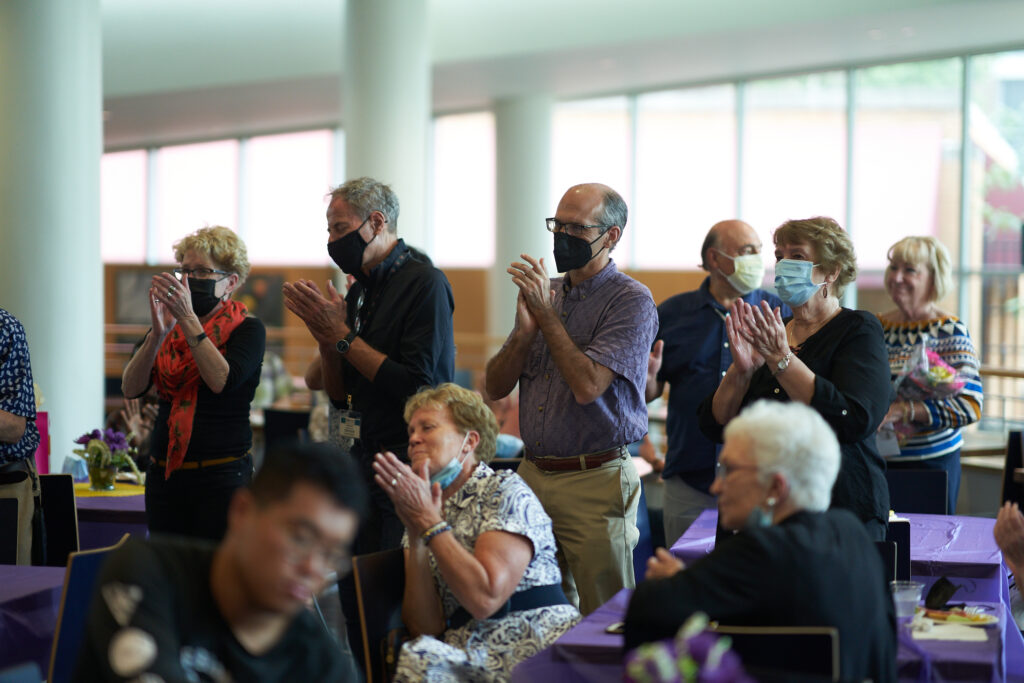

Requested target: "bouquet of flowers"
[
  {"left": 73, "top": 427, "right": 144, "bottom": 486},
  {"left": 624, "top": 613, "right": 754, "bottom": 683},
  {"left": 890, "top": 334, "right": 966, "bottom": 438}
]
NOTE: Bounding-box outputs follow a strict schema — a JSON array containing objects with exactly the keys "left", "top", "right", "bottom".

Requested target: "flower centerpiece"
[{"left": 73, "top": 428, "right": 144, "bottom": 490}]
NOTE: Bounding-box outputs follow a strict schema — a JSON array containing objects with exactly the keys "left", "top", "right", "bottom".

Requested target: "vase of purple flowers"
[{"left": 73, "top": 428, "right": 143, "bottom": 490}]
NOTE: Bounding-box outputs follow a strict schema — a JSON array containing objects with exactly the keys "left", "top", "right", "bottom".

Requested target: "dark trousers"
[
  {"left": 340, "top": 444, "right": 406, "bottom": 673},
  {"left": 145, "top": 455, "right": 253, "bottom": 542}
]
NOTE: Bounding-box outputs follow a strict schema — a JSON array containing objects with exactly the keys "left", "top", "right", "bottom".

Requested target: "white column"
[
  {"left": 343, "top": 0, "right": 431, "bottom": 251},
  {"left": 490, "top": 96, "right": 554, "bottom": 341},
  {"left": 0, "top": 0, "right": 104, "bottom": 473}
]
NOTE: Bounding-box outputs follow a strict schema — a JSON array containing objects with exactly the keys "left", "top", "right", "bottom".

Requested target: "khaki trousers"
[
  {"left": 0, "top": 461, "right": 37, "bottom": 565},
  {"left": 518, "top": 455, "right": 640, "bottom": 616}
]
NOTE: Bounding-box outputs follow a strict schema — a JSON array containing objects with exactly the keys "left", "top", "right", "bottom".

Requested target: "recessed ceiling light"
[
  {"left": 901, "top": 26, "right": 916, "bottom": 38},
  {"left": 867, "top": 28, "right": 884, "bottom": 41}
]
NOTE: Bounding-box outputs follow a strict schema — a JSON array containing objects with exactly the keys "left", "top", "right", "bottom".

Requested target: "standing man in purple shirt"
[
  {"left": 485, "top": 183, "right": 658, "bottom": 615},
  {"left": 646, "top": 220, "right": 789, "bottom": 546}
]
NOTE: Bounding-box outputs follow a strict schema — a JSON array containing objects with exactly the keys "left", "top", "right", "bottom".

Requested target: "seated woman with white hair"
[{"left": 624, "top": 400, "right": 896, "bottom": 683}]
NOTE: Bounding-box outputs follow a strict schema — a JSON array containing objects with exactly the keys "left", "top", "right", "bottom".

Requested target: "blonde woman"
[
  {"left": 122, "top": 226, "right": 265, "bottom": 541},
  {"left": 878, "top": 236, "right": 983, "bottom": 513}
]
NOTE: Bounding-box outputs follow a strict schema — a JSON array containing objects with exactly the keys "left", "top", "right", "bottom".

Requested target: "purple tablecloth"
[
  {"left": 0, "top": 565, "right": 65, "bottom": 674},
  {"left": 671, "top": 511, "right": 1003, "bottom": 602},
  {"left": 511, "top": 587, "right": 1013, "bottom": 683},
  {"left": 75, "top": 489, "right": 147, "bottom": 550}
]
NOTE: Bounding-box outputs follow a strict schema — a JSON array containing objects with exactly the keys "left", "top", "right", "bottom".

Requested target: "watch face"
[{"left": 336, "top": 339, "right": 350, "bottom": 354}]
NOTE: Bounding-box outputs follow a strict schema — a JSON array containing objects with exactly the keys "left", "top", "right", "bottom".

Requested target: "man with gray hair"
[
  {"left": 485, "top": 183, "right": 658, "bottom": 615},
  {"left": 283, "top": 177, "right": 455, "bottom": 660}
]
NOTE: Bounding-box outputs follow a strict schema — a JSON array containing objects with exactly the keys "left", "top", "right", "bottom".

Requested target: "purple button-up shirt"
[{"left": 512, "top": 260, "right": 658, "bottom": 458}]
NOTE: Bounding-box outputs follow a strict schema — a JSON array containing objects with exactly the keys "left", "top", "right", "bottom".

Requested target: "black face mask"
[
  {"left": 328, "top": 219, "right": 374, "bottom": 276},
  {"left": 553, "top": 230, "right": 607, "bottom": 273},
  {"left": 188, "top": 278, "right": 222, "bottom": 317}
]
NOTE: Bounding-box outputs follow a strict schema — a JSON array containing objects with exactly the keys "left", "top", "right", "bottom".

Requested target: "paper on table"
[{"left": 912, "top": 623, "right": 988, "bottom": 642}]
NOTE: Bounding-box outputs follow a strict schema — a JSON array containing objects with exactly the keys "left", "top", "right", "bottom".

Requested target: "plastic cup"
[{"left": 890, "top": 581, "right": 924, "bottom": 618}]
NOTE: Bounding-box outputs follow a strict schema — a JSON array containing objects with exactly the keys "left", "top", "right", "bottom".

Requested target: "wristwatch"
[
  {"left": 772, "top": 351, "right": 793, "bottom": 377},
  {"left": 335, "top": 330, "right": 358, "bottom": 355},
  {"left": 186, "top": 332, "right": 207, "bottom": 348}
]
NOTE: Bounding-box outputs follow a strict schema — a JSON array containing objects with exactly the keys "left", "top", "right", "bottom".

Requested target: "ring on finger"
[{"left": 391, "top": 478, "right": 398, "bottom": 487}]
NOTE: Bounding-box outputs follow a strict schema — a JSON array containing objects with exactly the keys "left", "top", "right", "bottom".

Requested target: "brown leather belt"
[
  {"left": 156, "top": 454, "right": 247, "bottom": 471},
  {"left": 525, "top": 446, "right": 627, "bottom": 472}
]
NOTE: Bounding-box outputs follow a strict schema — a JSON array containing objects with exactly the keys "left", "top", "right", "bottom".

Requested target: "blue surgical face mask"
[
  {"left": 431, "top": 432, "right": 471, "bottom": 490},
  {"left": 774, "top": 259, "right": 823, "bottom": 307}
]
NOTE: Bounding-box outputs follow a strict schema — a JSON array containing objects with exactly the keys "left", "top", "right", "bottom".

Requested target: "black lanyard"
[{"left": 353, "top": 248, "right": 411, "bottom": 334}]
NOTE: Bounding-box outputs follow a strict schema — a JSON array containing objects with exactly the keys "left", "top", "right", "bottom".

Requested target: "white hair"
[{"left": 723, "top": 401, "right": 840, "bottom": 512}]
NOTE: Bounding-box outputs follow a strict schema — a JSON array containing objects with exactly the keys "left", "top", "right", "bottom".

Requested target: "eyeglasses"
[
  {"left": 173, "top": 267, "right": 231, "bottom": 281},
  {"left": 545, "top": 218, "right": 611, "bottom": 239},
  {"left": 281, "top": 521, "right": 351, "bottom": 574},
  {"left": 715, "top": 460, "right": 760, "bottom": 481}
]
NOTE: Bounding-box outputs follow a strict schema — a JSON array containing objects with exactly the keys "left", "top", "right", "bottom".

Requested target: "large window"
[
  {"left": 243, "top": 130, "right": 334, "bottom": 265},
  {"left": 552, "top": 97, "right": 634, "bottom": 265},
  {"left": 852, "top": 60, "right": 963, "bottom": 276},
  {"left": 153, "top": 140, "right": 239, "bottom": 260},
  {"left": 742, "top": 72, "right": 847, "bottom": 236},
  {"left": 432, "top": 112, "right": 496, "bottom": 267},
  {"left": 101, "top": 150, "right": 147, "bottom": 263},
  {"left": 634, "top": 85, "right": 736, "bottom": 268}
]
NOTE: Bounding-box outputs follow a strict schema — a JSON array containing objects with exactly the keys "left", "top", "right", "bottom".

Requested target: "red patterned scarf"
[{"left": 154, "top": 300, "right": 248, "bottom": 478}]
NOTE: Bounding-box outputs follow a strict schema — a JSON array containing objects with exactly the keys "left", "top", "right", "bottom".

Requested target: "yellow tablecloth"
[{"left": 73, "top": 481, "right": 145, "bottom": 498}]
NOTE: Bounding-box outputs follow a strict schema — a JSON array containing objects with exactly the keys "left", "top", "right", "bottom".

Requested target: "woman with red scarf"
[{"left": 123, "top": 226, "right": 266, "bottom": 541}]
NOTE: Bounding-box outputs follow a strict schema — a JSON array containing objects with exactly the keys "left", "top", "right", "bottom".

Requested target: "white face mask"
[{"left": 715, "top": 250, "right": 765, "bottom": 295}]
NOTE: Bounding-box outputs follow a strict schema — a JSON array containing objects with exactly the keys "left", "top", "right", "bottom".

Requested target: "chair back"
[
  {"left": 0, "top": 498, "right": 17, "bottom": 564},
  {"left": 711, "top": 624, "right": 839, "bottom": 682},
  {"left": 352, "top": 548, "right": 405, "bottom": 683},
  {"left": 39, "top": 474, "right": 79, "bottom": 567},
  {"left": 884, "top": 469, "right": 948, "bottom": 515},
  {"left": 263, "top": 408, "right": 312, "bottom": 451},
  {"left": 48, "top": 534, "right": 130, "bottom": 683},
  {"left": 1002, "top": 431, "right": 1024, "bottom": 505},
  {"left": 874, "top": 540, "right": 897, "bottom": 582}
]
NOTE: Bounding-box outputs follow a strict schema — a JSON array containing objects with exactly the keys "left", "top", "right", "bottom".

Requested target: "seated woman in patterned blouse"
[{"left": 373, "top": 384, "right": 580, "bottom": 682}]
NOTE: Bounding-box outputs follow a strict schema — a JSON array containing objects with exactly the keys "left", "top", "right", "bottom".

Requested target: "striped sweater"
[{"left": 878, "top": 315, "right": 984, "bottom": 461}]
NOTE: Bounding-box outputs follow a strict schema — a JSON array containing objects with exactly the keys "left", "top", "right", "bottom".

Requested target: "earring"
[
  {"left": 765, "top": 496, "right": 777, "bottom": 508},
  {"left": 822, "top": 283, "right": 828, "bottom": 299}
]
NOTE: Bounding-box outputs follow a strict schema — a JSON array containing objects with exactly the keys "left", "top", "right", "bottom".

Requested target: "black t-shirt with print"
[{"left": 74, "top": 536, "right": 357, "bottom": 682}]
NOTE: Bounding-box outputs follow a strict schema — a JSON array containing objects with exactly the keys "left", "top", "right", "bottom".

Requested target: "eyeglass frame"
[
  {"left": 279, "top": 518, "right": 352, "bottom": 575},
  {"left": 173, "top": 267, "right": 232, "bottom": 281},
  {"left": 714, "top": 459, "right": 761, "bottom": 481},
  {"left": 545, "top": 217, "right": 613, "bottom": 239}
]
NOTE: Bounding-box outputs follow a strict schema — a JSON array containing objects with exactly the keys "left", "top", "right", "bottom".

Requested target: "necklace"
[{"left": 787, "top": 304, "right": 841, "bottom": 348}]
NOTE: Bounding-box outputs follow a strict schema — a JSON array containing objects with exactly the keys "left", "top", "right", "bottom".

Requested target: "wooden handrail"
[{"left": 980, "top": 366, "right": 1024, "bottom": 380}]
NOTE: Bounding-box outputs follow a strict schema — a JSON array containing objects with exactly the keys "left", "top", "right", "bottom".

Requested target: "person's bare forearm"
[
  {"left": 484, "top": 331, "right": 533, "bottom": 400},
  {"left": 0, "top": 410, "right": 26, "bottom": 444},
  {"left": 122, "top": 330, "right": 162, "bottom": 398},
  {"left": 318, "top": 343, "right": 348, "bottom": 403},
  {"left": 711, "top": 364, "right": 754, "bottom": 425},
  {"left": 536, "top": 312, "right": 613, "bottom": 405}
]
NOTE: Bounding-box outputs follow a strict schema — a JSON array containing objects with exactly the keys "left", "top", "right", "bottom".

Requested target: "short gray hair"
[
  {"left": 329, "top": 177, "right": 400, "bottom": 233},
  {"left": 594, "top": 186, "right": 628, "bottom": 233},
  {"left": 723, "top": 401, "right": 839, "bottom": 512}
]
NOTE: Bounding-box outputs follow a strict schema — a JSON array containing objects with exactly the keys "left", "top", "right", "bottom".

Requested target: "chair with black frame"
[
  {"left": 352, "top": 547, "right": 406, "bottom": 683},
  {"left": 48, "top": 534, "right": 130, "bottom": 683},
  {"left": 1001, "top": 430, "right": 1024, "bottom": 506},
  {"left": 39, "top": 473, "right": 79, "bottom": 567},
  {"left": 262, "top": 408, "right": 312, "bottom": 452},
  {"left": 874, "top": 540, "right": 898, "bottom": 583},
  {"left": 884, "top": 469, "right": 948, "bottom": 515},
  {"left": 711, "top": 624, "right": 840, "bottom": 683},
  {"left": 0, "top": 498, "right": 17, "bottom": 564}
]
